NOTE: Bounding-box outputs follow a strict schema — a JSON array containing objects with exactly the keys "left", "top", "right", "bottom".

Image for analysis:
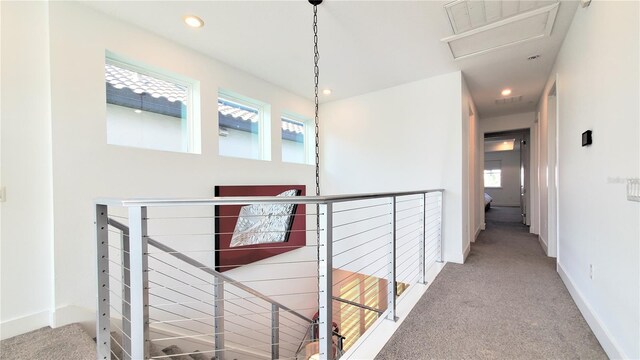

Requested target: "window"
[
  {"left": 218, "top": 90, "right": 270, "bottom": 160},
  {"left": 484, "top": 160, "right": 502, "bottom": 188},
  {"left": 105, "top": 53, "right": 199, "bottom": 153},
  {"left": 281, "top": 115, "right": 311, "bottom": 164},
  {"left": 335, "top": 274, "right": 384, "bottom": 351}
]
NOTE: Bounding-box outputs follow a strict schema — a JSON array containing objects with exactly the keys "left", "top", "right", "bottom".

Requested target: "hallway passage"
[{"left": 376, "top": 218, "right": 607, "bottom": 359}]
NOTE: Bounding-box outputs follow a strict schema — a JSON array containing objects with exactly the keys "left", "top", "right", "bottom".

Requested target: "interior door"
[{"left": 520, "top": 139, "right": 527, "bottom": 224}]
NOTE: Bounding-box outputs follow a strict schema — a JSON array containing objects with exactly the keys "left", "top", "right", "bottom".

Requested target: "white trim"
[
  {"left": 463, "top": 242, "right": 471, "bottom": 262},
  {"left": 50, "top": 305, "right": 95, "bottom": 335},
  {"left": 441, "top": 3, "right": 560, "bottom": 60},
  {"left": 557, "top": 263, "right": 627, "bottom": 359},
  {"left": 538, "top": 235, "right": 548, "bottom": 255},
  {"left": 0, "top": 310, "right": 50, "bottom": 340},
  {"left": 473, "top": 226, "right": 482, "bottom": 242}
]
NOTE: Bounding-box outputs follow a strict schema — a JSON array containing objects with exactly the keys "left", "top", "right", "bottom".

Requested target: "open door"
[{"left": 520, "top": 138, "right": 527, "bottom": 224}]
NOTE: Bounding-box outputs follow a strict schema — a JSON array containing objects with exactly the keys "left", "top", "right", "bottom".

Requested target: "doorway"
[{"left": 483, "top": 129, "right": 531, "bottom": 226}]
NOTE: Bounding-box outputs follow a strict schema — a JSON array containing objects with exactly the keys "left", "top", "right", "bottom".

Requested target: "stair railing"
[{"left": 95, "top": 189, "right": 444, "bottom": 360}]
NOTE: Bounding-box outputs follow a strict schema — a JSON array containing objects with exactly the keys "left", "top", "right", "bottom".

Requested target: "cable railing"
[{"left": 95, "top": 189, "right": 443, "bottom": 360}]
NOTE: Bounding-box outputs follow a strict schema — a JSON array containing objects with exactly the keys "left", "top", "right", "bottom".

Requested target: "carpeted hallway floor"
[{"left": 376, "top": 210, "right": 607, "bottom": 359}]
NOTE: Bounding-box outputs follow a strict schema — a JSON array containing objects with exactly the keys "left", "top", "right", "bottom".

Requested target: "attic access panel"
[{"left": 441, "top": 1, "right": 560, "bottom": 60}]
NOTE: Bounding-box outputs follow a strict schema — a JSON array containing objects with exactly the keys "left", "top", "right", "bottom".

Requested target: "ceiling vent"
[
  {"left": 495, "top": 95, "right": 523, "bottom": 104},
  {"left": 442, "top": 1, "right": 560, "bottom": 60}
]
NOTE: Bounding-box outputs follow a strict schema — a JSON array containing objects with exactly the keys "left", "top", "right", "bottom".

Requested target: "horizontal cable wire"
[
  {"left": 333, "top": 241, "right": 388, "bottom": 270},
  {"left": 108, "top": 274, "right": 130, "bottom": 289},
  {"left": 109, "top": 322, "right": 132, "bottom": 342},
  {"left": 333, "top": 202, "right": 390, "bottom": 214},
  {"left": 395, "top": 218, "right": 423, "bottom": 233},
  {"left": 332, "top": 212, "right": 391, "bottom": 229},
  {"left": 147, "top": 244, "right": 317, "bottom": 255},
  {"left": 396, "top": 258, "right": 420, "bottom": 281},
  {"left": 395, "top": 211, "right": 423, "bottom": 223},
  {"left": 109, "top": 305, "right": 132, "bottom": 324},
  {"left": 333, "top": 252, "right": 390, "bottom": 288},
  {"left": 108, "top": 244, "right": 129, "bottom": 254},
  {"left": 335, "top": 267, "right": 391, "bottom": 300},
  {"left": 109, "top": 334, "right": 131, "bottom": 360},
  {"left": 394, "top": 197, "right": 421, "bottom": 204},
  {"left": 107, "top": 288, "right": 130, "bottom": 307},
  {"left": 395, "top": 204, "right": 424, "bottom": 214},
  {"left": 146, "top": 228, "right": 321, "bottom": 237},
  {"left": 108, "top": 259, "right": 129, "bottom": 272},
  {"left": 332, "top": 222, "right": 390, "bottom": 243},
  {"left": 332, "top": 232, "right": 390, "bottom": 257},
  {"left": 146, "top": 212, "right": 320, "bottom": 220}
]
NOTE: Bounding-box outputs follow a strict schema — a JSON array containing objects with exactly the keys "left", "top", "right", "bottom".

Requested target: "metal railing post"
[
  {"left": 438, "top": 191, "right": 444, "bottom": 263},
  {"left": 419, "top": 193, "right": 427, "bottom": 285},
  {"left": 214, "top": 277, "right": 225, "bottom": 360},
  {"left": 128, "top": 206, "right": 149, "bottom": 359},
  {"left": 121, "top": 226, "right": 132, "bottom": 360},
  {"left": 318, "top": 203, "right": 333, "bottom": 360},
  {"left": 96, "top": 204, "right": 111, "bottom": 360},
  {"left": 387, "top": 197, "right": 397, "bottom": 321},
  {"left": 271, "top": 304, "right": 279, "bottom": 360}
]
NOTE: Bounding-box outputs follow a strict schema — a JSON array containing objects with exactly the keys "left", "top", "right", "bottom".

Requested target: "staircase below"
[
  {"left": 0, "top": 323, "right": 216, "bottom": 360},
  {"left": 0, "top": 323, "right": 96, "bottom": 360}
]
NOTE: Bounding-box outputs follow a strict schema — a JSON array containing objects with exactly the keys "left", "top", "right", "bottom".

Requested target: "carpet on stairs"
[{"left": 0, "top": 323, "right": 97, "bottom": 360}]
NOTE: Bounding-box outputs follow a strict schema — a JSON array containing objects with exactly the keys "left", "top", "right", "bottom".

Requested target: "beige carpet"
[
  {"left": 376, "top": 219, "right": 607, "bottom": 359},
  {"left": 0, "top": 323, "right": 97, "bottom": 360}
]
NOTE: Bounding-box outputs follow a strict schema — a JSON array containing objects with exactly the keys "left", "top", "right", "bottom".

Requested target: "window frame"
[
  {"left": 280, "top": 112, "right": 313, "bottom": 165},
  {"left": 218, "top": 89, "right": 271, "bottom": 161},
  {"left": 105, "top": 51, "right": 201, "bottom": 154},
  {"left": 483, "top": 169, "right": 502, "bottom": 188}
]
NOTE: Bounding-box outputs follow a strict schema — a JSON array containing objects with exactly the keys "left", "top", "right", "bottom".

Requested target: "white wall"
[
  {"left": 537, "top": 1, "right": 639, "bottom": 358},
  {"left": 484, "top": 150, "right": 521, "bottom": 206},
  {"left": 1, "top": 1, "right": 316, "bottom": 337},
  {"left": 0, "top": 1, "right": 55, "bottom": 339},
  {"left": 320, "top": 71, "right": 468, "bottom": 264}
]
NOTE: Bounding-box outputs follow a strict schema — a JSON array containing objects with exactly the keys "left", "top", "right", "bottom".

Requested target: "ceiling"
[{"left": 82, "top": 0, "right": 579, "bottom": 118}]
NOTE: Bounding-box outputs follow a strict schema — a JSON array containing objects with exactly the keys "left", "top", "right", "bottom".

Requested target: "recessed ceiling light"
[
  {"left": 134, "top": 109, "right": 142, "bottom": 114},
  {"left": 184, "top": 15, "right": 204, "bottom": 28},
  {"left": 322, "top": 89, "right": 332, "bottom": 95},
  {"left": 501, "top": 89, "right": 512, "bottom": 96}
]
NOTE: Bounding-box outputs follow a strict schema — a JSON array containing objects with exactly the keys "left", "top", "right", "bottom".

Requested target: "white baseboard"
[
  {"left": 538, "top": 235, "right": 548, "bottom": 255},
  {"left": 0, "top": 310, "right": 50, "bottom": 340},
  {"left": 463, "top": 242, "right": 471, "bottom": 262},
  {"left": 343, "top": 261, "right": 446, "bottom": 360},
  {"left": 51, "top": 305, "right": 96, "bottom": 337},
  {"left": 473, "top": 227, "right": 482, "bottom": 242},
  {"left": 557, "top": 263, "right": 627, "bottom": 359}
]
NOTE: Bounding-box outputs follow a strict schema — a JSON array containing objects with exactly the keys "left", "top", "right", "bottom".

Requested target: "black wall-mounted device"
[{"left": 582, "top": 130, "right": 592, "bottom": 146}]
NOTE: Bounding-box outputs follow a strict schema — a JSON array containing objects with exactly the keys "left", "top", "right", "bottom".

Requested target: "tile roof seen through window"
[
  {"left": 105, "top": 63, "right": 187, "bottom": 104},
  {"left": 105, "top": 62, "right": 305, "bottom": 135}
]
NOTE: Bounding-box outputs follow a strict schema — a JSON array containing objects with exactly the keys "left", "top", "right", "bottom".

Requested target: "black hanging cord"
[
  {"left": 310, "top": 0, "right": 323, "bottom": 336},
  {"left": 312, "top": 2, "right": 321, "bottom": 198}
]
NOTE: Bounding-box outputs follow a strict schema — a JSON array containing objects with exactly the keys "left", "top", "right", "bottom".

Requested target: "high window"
[
  {"left": 484, "top": 160, "right": 502, "bottom": 188},
  {"left": 218, "top": 91, "right": 270, "bottom": 160},
  {"left": 105, "top": 53, "right": 199, "bottom": 153},
  {"left": 281, "top": 115, "right": 311, "bottom": 164}
]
